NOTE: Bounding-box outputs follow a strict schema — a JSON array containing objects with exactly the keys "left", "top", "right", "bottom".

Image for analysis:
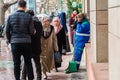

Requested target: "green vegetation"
[{"left": 67, "top": 0, "right": 82, "bottom": 18}]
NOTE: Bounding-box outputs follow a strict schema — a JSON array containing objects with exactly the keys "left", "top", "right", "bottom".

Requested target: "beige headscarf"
[{"left": 51, "top": 17, "right": 62, "bottom": 34}]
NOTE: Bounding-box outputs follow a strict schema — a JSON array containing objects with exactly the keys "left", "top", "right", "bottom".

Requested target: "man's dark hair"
[
  {"left": 18, "top": 0, "right": 26, "bottom": 8},
  {"left": 26, "top": 10, "right": 34, "bottom": 16}
]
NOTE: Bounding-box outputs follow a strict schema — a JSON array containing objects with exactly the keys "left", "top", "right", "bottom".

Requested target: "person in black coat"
[
  {"left": 58, "top": 12, "right": 68, "bottom": 33},
  {"left": 5, "top": 1, "right": 36, "bottom": 80},
  {"left": 21, "top": 10, "right": 43, "bottom": 80},
  {"left": 58, "top": 12, "right": 71, "bottom": 53},
  {"left": 51, "top": 17, "right": 66, "bottom": 72}
]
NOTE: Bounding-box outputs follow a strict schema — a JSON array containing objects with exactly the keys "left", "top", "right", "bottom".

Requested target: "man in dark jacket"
[
  {"left": 5, "top": 0, "right": 36, "bottom": 80},
  {"left": 21, "top": 10, "right": 43, "bottom": 80}
]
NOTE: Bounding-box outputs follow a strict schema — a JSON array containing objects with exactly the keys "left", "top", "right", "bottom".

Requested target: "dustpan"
[{"left": 65, "top": 61, "right": 77, "bottom": 73}]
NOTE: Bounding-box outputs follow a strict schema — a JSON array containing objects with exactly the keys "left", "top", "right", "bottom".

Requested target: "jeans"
[{"left": 11, "top": 43, "right": 34, "bottom": 80}]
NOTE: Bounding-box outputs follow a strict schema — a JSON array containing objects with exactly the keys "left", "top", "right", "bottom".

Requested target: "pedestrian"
[
  {"left": 51, "top": 17, "right": 66, "bottom": 72},
  {"left": 58, "top": 12, "right": 68, "bottom": 33},
  {"left": 5, "top": 0, "right": 36, "bottom": 80},
  {"left": 74, "top": 13, "right": 90, "bottom": 70},
  {"left": 65, "top": 13, "right": 90, "bottom": 73},
  {"left": 21, "top": 10, "right": 43, "bottom": 80},
  {"left": 41, "top": 17, "right": 58, "bottom": 79},
  {"left": 68, "top": 11, "right": 77, "bottom": 46},
  {"left": 59, "top": 12, "right": 71, "bottom": 54}
]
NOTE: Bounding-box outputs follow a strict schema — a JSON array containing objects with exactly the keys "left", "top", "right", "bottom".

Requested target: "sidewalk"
[{"left": 0, "top": 39, "right": 88, "bottom": 80}]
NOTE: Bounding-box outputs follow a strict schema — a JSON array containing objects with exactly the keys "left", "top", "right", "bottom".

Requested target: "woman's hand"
[{"left": 66, "top": 32, "right": 68, "bottom": 36}]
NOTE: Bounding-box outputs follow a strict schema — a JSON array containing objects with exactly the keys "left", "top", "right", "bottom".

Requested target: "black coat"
[
  {"left": 5, "top": 10, "right": 35, "bottom": 43},
  {"left": 31, "top": 16, "right": 43, "bottom": 55},
  {"left": 55, "top": 27, "right": 66, "bottom": 68},
  {"left": 56, "top": 27, "right": 66, "bottom": 53}
]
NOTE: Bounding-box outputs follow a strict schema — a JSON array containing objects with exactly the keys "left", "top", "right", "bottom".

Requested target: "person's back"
[
  {"left": 21, "top": 10, "right": 42, "bottom": 80},
  {"left": 25, "top": 10, "right": 43, "bottom": 53},
  {"left": 31, "top": 16, "right": 42, "bottom": 58},
  {"left": 59, "top": 12, "right": 68, "bottom": 32},
  {"left": 8, "top": 10, "right": 33, "bottom": 43},
  {"left": 5, "top": 1, "right": 35, "bottom": 80},
  {"left": 31, "top": 16, "right": 43, "bottom": 50}
]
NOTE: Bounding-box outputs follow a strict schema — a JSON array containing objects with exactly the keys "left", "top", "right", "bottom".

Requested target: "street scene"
[
  {"left": 0, "top": 0, "right": 120, "bottom": 80},
  {"left": 0, "top": 39, "right": 87, "bottom": 80}
]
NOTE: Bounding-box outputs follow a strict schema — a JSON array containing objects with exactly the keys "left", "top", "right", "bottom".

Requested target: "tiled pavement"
[{"left": 0, "top": 39, "right": 88, "bottom": 80}]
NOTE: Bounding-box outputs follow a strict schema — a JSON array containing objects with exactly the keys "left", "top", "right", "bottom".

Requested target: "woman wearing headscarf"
[
  {"left": 59, "top": 12, "right": 71, "bottom": 53},
  {"left": 40, "top": 17, "right": 58, "bottom": 79},
  {"left": 58, "top": 12, "right": 68, "bottom": 33},
  {"left": 51, "top": 17, "right": 66, "bottom": 72}
]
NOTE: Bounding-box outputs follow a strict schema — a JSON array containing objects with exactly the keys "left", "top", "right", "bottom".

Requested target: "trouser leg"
[
  {"left": 11, "top": 44, "right": 21, "bottom": 80},
  {"left": 33, "top": 55, "right": 42, "bottom": 80},
  {"left": 22, "top": 44, "right": 34, "bottom": 80},
  {"left": 21, "top": 63, "right": 27, "bottom": 80},
  {"left": 74, "top": 47, "right": 84, "bottom": 70}
]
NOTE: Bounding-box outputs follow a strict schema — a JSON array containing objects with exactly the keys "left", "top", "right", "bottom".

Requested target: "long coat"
[
  {"left": 31, "top": 16, "right": 43, "bottom": 56},
  {"left": 41, "top": 25, "right": 58, "bottom": 74},
  {"left": 55, "top": 27, "right": 66, "bottom": 67}
]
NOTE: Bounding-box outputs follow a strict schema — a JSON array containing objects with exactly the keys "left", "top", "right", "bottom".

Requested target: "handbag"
[{"left": 54, "top": 51, "right": 62, "bottom": 63}]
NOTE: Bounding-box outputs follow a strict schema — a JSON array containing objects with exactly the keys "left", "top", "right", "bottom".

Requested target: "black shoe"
[
  {"left": 65, "top": 67, "right": 68, "bottom": 71},
  {"left": 36, "top": 71, "right": 42, "bottom": 80},
  {"left": 65, "top": 68, "right": 71, "bottom": 73},
  {"left": 21, "top": 75, "right": 26, "bottom": 80},
  {"left": 77, "top": 67, "right": 79, "bottom": 71},
  {"left": 21, "top": 78, "right": 26, "bottom": 80},
  {"left": 62, "top": 53, "right": 66, "bottom": 55},
  {"left": 55, "top": 68, "right": 58, "bottom": 72}
]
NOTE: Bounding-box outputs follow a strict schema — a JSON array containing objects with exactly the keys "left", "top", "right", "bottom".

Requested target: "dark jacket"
[
  {"left": 5, "top": 10, "right": 35, "bottom": 43},
  {"left": 31, "top": 16, "right": 43, "bottom": 55},
  {"left": 56, "top": 27, "right": 66, "bottom": 53},
  {"left": 55, "top": 27, "right": 66, "bottom": 68}
]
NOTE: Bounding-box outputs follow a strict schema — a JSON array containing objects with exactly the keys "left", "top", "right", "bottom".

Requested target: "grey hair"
[{"left": 42, "top": 17, "right": 50, "bottom": 22}]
